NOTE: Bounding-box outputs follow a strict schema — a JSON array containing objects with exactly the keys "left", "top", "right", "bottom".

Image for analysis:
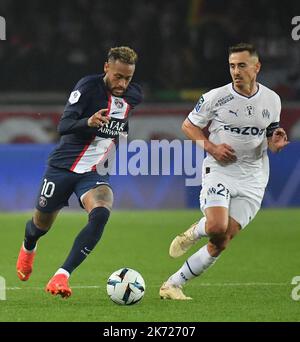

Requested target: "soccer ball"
[{"left": 106, "top": 268, "right": 145, "bottom": 305}]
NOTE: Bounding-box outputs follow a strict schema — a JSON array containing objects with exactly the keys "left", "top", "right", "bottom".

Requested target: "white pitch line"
[
  {"left": 6, "top": 285, "right": 102, "bottom": 290},
  {"left": 6, "top": 282, "right": 288, "bottom": 291},
  {"left": 197, "top": 282, "right": 288, "bottom": 286}
]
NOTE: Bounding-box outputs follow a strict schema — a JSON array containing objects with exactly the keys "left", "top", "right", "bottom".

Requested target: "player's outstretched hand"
[
  {"left": 210, "top": 143, "right": 237, "bottom": 164},
  {"left": 88, "top": 108, "right": 110, "bottom": 128},
  {"left": 270, "top": 128, "right": 289, "bottom": 151}
]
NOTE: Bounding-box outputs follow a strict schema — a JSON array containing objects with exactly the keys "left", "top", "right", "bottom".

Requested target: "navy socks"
[
  {"left": 61, "top": 207, "right": 110, "bottom": 274},
  {"left": 24, "top": 219, "right": 47, "bottom": 251}
]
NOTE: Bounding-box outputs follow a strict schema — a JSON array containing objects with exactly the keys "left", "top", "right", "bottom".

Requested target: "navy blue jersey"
[{"left": 48, "top": 74, "right": 143, "bottom": 173}]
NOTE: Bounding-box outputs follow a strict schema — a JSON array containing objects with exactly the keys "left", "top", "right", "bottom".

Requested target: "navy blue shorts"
[{"left": 35, "top": 166, "right": 111, "bottom": 213}]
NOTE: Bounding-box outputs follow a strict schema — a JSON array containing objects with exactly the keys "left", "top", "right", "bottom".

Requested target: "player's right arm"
[
  {"left": 182, "top": 119, "right": 236, "bottom": 164},
  {"left": 184, "top": 92, "right": 236, "bottom": 164},
  {"left": 58, "top": 77, "right": 110, "bottom": 135}
]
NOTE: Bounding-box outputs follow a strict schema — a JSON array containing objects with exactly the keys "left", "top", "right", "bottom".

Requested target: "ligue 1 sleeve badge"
[{"left": 68, "top": 90, "right": 81, "bottom": 104}]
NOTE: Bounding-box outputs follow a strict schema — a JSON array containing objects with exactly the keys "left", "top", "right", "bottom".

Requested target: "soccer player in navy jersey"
[{"left": 16, "top": 46, "right": 143, "bottom": 298}]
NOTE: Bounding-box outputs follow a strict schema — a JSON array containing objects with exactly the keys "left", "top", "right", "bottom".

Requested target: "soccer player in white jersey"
[{"left": 159, "top": 43, "right": 289, "bottom": 300}]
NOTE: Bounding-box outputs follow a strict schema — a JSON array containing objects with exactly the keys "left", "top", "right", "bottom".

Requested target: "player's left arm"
[
  {"left": 267, "top": 95, "right": 289, "bottom": 153},
  {"left": 267, "top": 127, "right": 289, "bottom": 153}
]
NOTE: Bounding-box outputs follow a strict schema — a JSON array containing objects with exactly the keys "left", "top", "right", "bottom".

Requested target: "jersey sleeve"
[
  {"left": 266, "top": 94, "right": 281, "bottom": 137},
  {"left": 58, "top": 77, "right": 97, "bottom": 135},
  {"left": 63, "top": 77, "right": 95, "bottom": 115},
  {"left": 187, "top": 90, "right": 216, "bottom": 128},
  {"left": 125, "top": 82, "right": 143, "bottom": 109},
  {"left": 57, "top": 111, "right": 90, "bottom": 135}
]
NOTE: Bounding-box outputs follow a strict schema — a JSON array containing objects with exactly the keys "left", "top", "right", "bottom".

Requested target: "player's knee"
[
  {"left": 210, "top": 229, "right": 237, "bottom": 255},
  {"left": 216, "top": 238, "right": 230, "bottom": 251},
  {"left": 206, "top": 218, "right": 227, "bottom": 236},
  {"left": 93, "top": 200, "right": 113, "bottom": 211},
  {"left": 86, "top": 185, "right": 114, "bottom": 211},
  {"left": 32, "top": 211, "right": 55, "bottom": 231},
  {"left": 208, "top": 237, "right": 230, "bottom": 256}
]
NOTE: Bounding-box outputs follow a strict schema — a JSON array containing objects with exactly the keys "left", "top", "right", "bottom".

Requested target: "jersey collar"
[{"left": 230, "top": 83, "right": 260, "bottom": 99}]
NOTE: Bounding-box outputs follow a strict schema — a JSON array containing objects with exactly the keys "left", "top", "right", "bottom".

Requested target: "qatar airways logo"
[
  {"left": 0, "top": 16, "right": 6, "bottom": 40},
  {"left": 98, "top": 119, "right": 126, "bottom": 137}
]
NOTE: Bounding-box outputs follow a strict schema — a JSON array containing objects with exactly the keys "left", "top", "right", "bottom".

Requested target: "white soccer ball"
[{"left": 106, "top": 268, "right": 145, "bottom": 305}]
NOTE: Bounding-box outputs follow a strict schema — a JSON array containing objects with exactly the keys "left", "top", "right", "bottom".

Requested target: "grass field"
[{"left": 0, "top": 209, "right": 299, "bottom": 322}]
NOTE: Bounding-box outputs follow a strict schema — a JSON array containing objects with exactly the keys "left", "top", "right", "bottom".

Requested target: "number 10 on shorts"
[{"left": 41, "top": 179, "right": 55, "bottom": 198}]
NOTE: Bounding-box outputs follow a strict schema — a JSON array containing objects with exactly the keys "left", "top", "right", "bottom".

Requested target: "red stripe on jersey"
[
  {"left": 123, "top": 98, "right": 131, "bottom": 118},
  {"left": 107, "top": 93, "right": 112, "bottom": 116},
  {"left": 70, "top": 136, "right": 96, "bottom": 172}
]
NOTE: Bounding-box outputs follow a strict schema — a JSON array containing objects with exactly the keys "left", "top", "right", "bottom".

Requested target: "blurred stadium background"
[{"left": 0, "top": 0, "right": 299, "bottom": 211}]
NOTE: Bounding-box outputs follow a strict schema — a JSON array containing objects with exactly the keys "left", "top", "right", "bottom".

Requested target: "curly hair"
[{"left": 107, "top": 46, "right": 138, "bottom": 65}]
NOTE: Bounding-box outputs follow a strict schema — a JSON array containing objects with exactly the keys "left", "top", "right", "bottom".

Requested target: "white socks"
[
  {"left": 193, "top": 217, "right": 208, "bottom": 239},
  {"left": 54, "top": 268, "right": 70, "bottom": 278},
  {"left": 167, "top": 244, "right": 217, "bottom": 286}
]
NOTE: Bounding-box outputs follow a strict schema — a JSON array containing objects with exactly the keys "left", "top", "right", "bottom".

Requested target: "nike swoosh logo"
[
  {"left": 229, "top": 110, "right": 238, "bottom": 116},
  {"left": 110, "top": 111, "right": 123, "bottom": 115}
]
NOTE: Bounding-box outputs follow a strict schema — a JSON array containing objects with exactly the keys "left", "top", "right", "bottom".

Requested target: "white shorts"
[{"left": 200, "top": 169, "right": 266, "bottom": 229}]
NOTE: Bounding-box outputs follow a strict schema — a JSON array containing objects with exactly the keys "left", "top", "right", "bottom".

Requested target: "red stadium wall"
[{"left": 0, "top": 104, "right": 300, "bottom": 143}]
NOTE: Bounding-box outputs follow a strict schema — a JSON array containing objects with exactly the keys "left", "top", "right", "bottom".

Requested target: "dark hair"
[
  {"left": 228, "top": 43, "right": 259, "bottom": 58},
  {"left": 107, "top": 46, "right": 138, "bottom": 65}
]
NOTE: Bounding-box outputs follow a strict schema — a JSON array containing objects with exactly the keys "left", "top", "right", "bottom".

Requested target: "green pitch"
[{"left": 0, "top": 209, "right": 299, "bottom": 322}]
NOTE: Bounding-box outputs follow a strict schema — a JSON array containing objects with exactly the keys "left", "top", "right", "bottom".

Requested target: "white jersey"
[{"left": 188, "top": 82, "right": 281, "bottom": 186}]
